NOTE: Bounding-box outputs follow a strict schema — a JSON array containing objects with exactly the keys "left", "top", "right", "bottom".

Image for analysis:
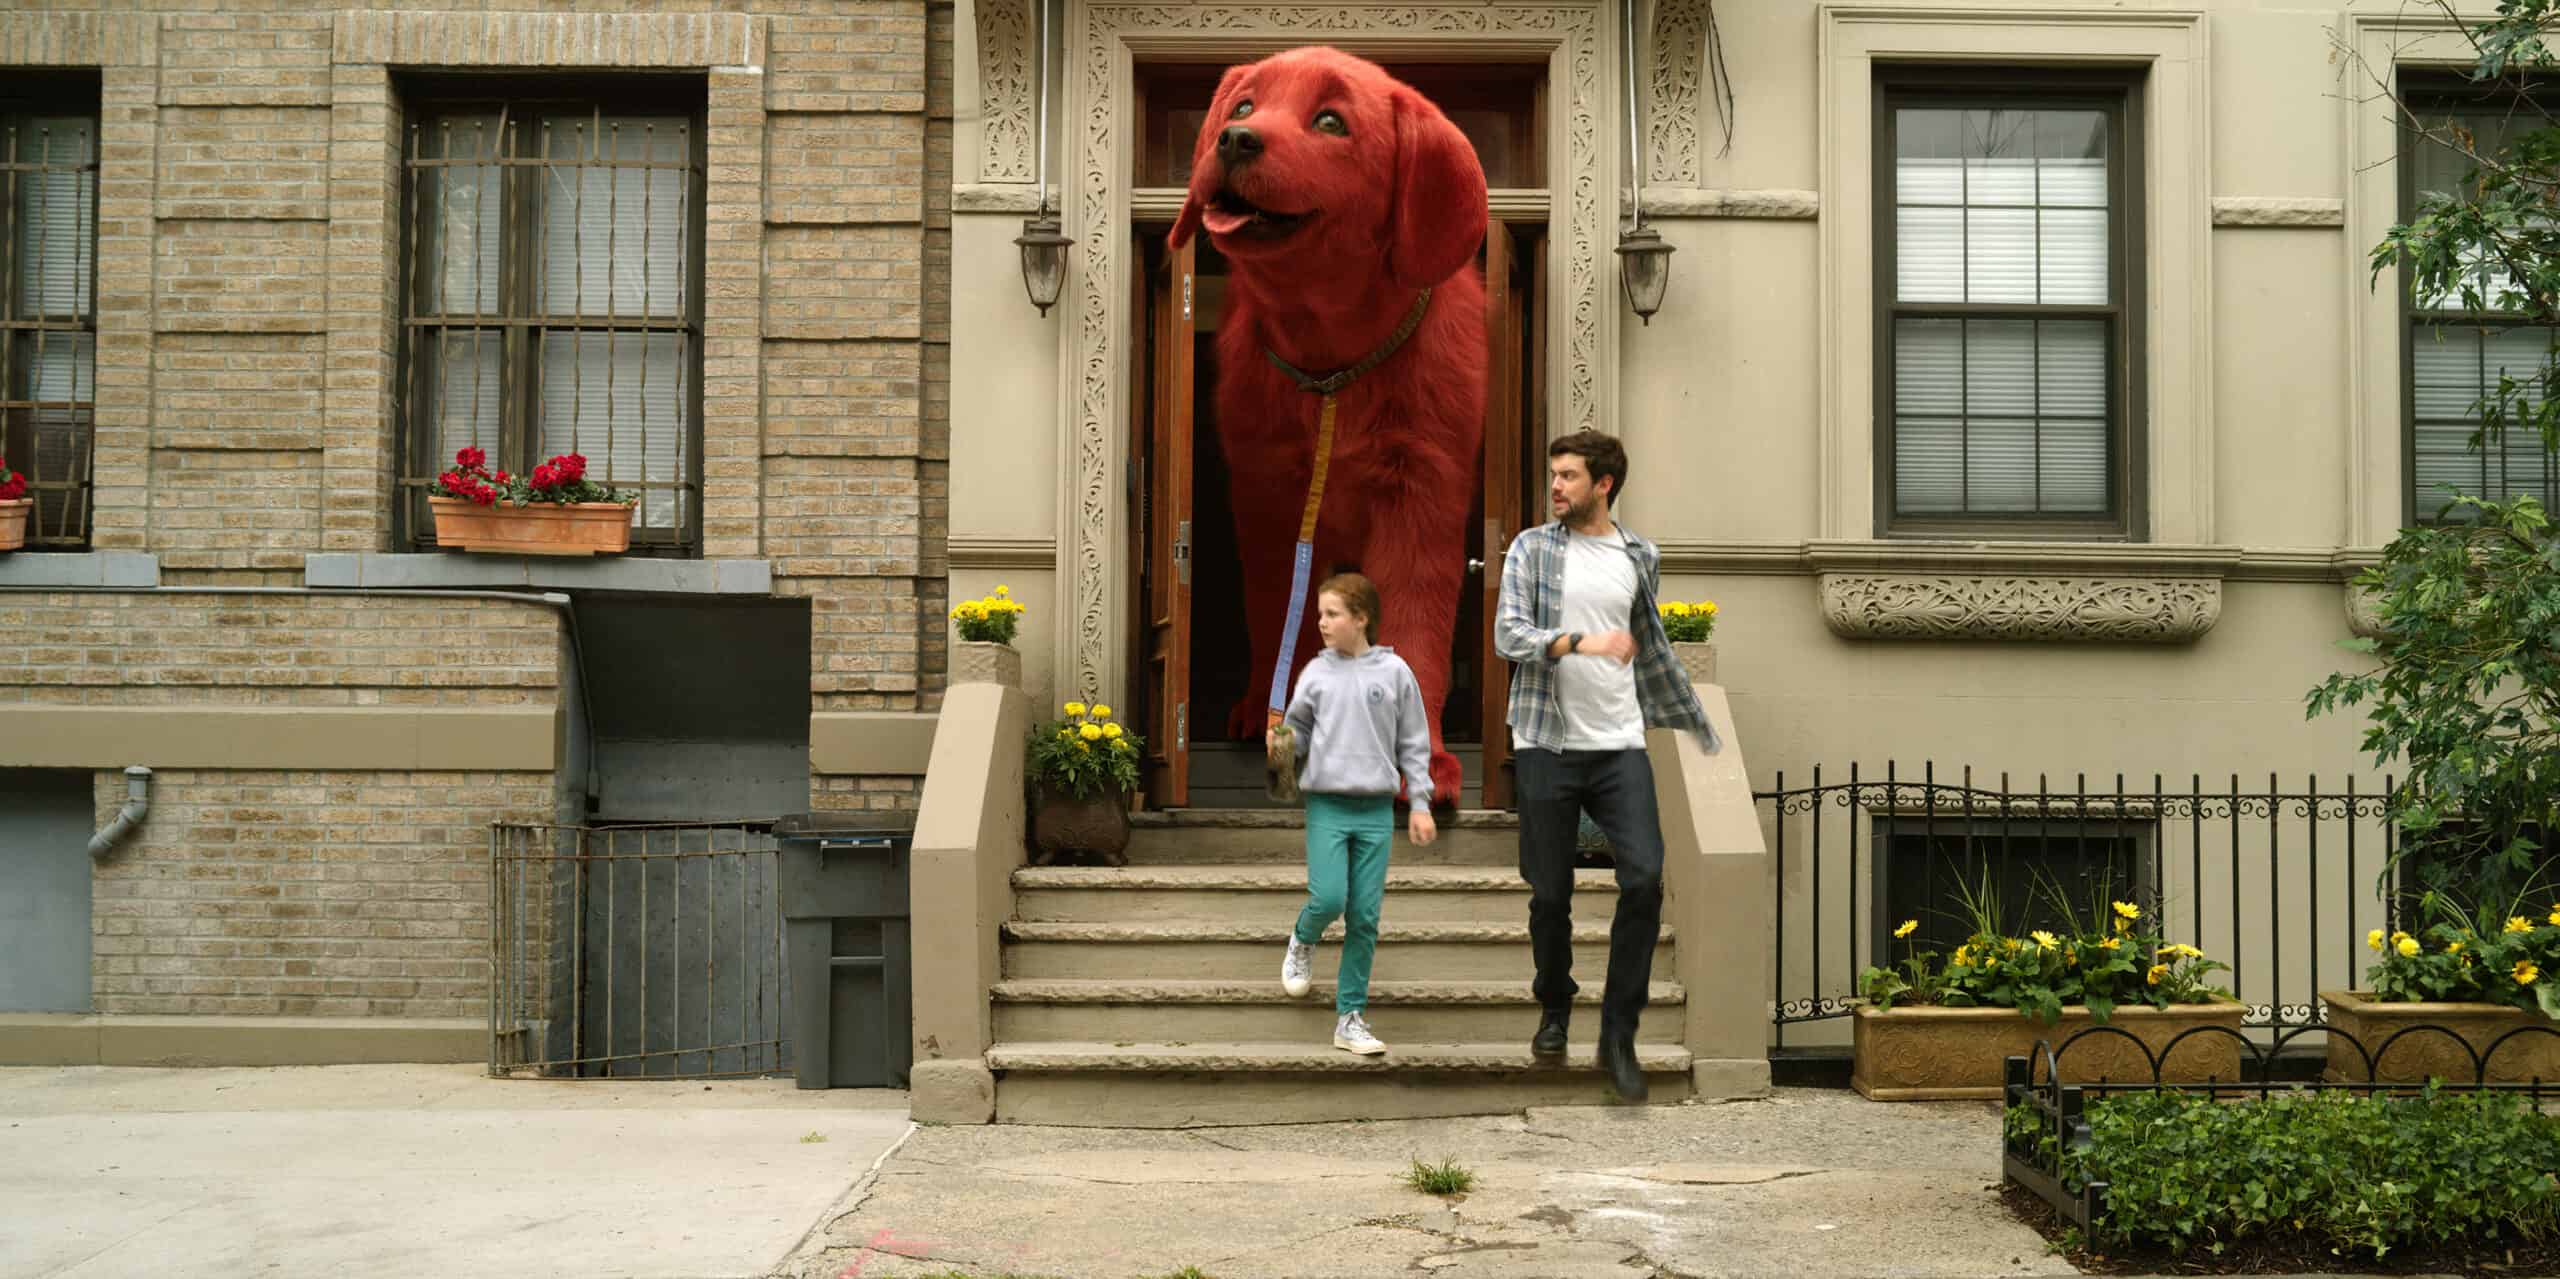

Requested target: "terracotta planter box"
[
  {"left": 951, "top": 640, "right": 1022, "bottom": 689},
  {"left": 1030, "top": 783, "right": 1130, "bottom": 866},
  {"left": 2318, "top": 989, "right": 2560, "bottom": 1085},
  {"left": 1671, "top": 640, "right": 1717, "bottom": 685},
  {"left": 0, "top": 498, "right": 28, "bottom": 551},
  {"left": 429, "top": 497, "right": 633, "bottom": 556},
  {"left": 1851, "top": 1000, "right": 2249, "bottom": 1101}
]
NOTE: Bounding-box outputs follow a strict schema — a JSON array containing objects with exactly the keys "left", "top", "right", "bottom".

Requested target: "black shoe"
[
  {"left": 1599, "top": 1031, "right": 1648, "bottom": 1102},
  {"left": 1531, "top": 1008, "right": 1568, "bottom": 1059}
]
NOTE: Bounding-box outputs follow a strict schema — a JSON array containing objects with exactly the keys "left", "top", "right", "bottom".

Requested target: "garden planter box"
[
  {"left": 1852, "top": 1000, "right": 2248, "bottom": 1101},
  {"left": 0, "top": 498, "right": 30, "bottom": 551},
  {"left": 1030, "top": 783, "right": 1130, "bottom": 866},
  {"left": 1671, "top": 640, "right": 1716, "bottom": 686},
  {"left": 2317, "top": 989, "right": 2560, "bottom": 1085},
  {"left": 952, "top": 640, "right": 1022, "bottom": 689},
  {"left": 430, "top": 497, "right": 633, "bottom": 556}
]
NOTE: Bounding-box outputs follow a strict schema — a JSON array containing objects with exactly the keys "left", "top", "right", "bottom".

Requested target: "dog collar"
[{"left": 1263, "top": 286, "right": 1434, "bottom": 396}]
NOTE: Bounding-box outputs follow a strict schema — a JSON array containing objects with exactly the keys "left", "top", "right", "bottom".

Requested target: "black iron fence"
[
  {"left": 489, "top": 821, "right": 787, "bottom": 1079},
  {"left": 1763, "top": 765, "right": 2408, "bottom": 1045},
  {"left": 2003, "top": 1021, "right": 2560, "bottom": 1239}
]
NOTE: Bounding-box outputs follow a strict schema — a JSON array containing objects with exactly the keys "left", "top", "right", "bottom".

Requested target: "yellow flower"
[
  {"left": 2146, "top": 964, "right": 2168, "bottom": 986},
  {"left": 1079, "top": 723, "right": 1102, "bottom": 741},
  {"left": 2367, "top": 928, "right": 2385, "bottom": 952},
  {"left": 1065, "top": 702, "right": 1086, "bottom": 716},
  {"left": 1983, "top": 957, "right": 1998, "bottom": 970},
  {"left": 1057, "top": 728, "right": 1071, "bottom": 738},
  {"left": 2099, "top": 936, "right": 2122, "bottom": 951},
  {"left": 2549, "top": 905, "right": 2560, "bottom": 926},
  {"left": 2391, "top": 930, "right": 2412, "bottom": 949},
  {"left": 1103, "top": 722, "right": 1123, "bottom": 739},
  {"left": 2113, "top": 901, "right": 2140, "bottom": 921},
  {"left": 1076, "top": 740, "right": 1090, "bottom": 752},
  {"left": 1113, "top": 737, "right": 1133, "bottom": 752},
  {"left": 2448, "top": 941, "right": 2465, "bottom": 955},
  {"left": 1700, "top": 601, "right": 1718, "bottom": 615},
  {"left": 2506, "top": 916, "right": 2534, "bottom": 935},
  {"left": 1894, "top": 919, "right": 1918, "bottom": 939},
  {"left": 2517, "top": 960, "right": 2541, "bottom": 986},
  {"left": 994, "top": 584, "right": 1010, "bottom": 598},
  {"left": 2396, "top": 935, "right": 2420, "bottom": 958},
  {"left": 2030, "top": 930, "right": 2058, "bottom": 951},
  {"left": 1093, "top": 704, "right": 1112, "bottom": 719},
  {"left": 2157, "top": 943, "right": 2202, "bottom": 960}
]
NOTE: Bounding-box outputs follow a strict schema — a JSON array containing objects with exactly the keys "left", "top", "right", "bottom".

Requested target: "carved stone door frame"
[{"left": 1038, "top": 1, "right": 1615, "bottom": 709}]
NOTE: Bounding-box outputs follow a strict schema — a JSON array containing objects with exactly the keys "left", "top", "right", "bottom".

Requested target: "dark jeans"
[{"left": 1515, "top": 746, "right": 1664, "bottom": 1038}]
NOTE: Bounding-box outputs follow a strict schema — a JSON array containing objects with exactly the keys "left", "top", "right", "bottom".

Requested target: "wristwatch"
[{"left": 1566, "top": 632, "right": 1583, "bottom": 654}]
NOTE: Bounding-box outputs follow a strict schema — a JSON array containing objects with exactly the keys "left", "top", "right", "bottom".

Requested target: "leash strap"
[{"left": 1267, "top": 392, "right": 1339, "bottom": 727}]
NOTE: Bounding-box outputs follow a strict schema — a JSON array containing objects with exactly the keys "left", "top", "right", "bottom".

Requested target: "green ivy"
[{"left": 2018, "top": 1087, "right": 2560, "bottom": 1258}]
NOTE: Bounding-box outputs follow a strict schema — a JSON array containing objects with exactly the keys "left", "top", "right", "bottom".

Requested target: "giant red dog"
[{"left": 1170, "top": 47, "right": 1487, "bottom": 811}]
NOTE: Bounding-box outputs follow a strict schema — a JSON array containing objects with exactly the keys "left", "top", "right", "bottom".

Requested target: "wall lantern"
[
  {"left": 1614, "top": 222, "right": 1673, "bottom": 324},
  {"left": 1015, "top": 211, "right": 1073, "bottom": 315},
  {"left": 1018, "top": 0, "right": 1071, "bottom": 316},
  {"left": 1616, "top": 0, "right": 1674, "bottom": 325}
]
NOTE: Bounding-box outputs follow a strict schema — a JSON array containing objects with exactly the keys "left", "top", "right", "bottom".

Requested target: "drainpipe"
[{"left": 88, "top": 765, "right": 152, "bottom": 860}]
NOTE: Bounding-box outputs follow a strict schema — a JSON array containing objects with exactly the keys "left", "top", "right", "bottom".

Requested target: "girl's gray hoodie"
[{"left": 1283, "top": 645, "right": 1434, "bottom": 812}]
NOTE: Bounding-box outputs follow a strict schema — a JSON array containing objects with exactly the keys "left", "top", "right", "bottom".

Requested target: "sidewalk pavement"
[
  {"left": 0, "top": 1063, "right": 912, "bottom": 1279},
  {"left": 773, "top": 1087, "right": 2079, "bottom": 1279}
]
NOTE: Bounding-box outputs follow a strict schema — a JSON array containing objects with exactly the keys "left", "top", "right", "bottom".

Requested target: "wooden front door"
[
  {"left": 1477, "top": 220, "right": 1526, "bottom": 809},
  {"left": 1140, "top": 236, "right": 1196, "bottom": 807}
]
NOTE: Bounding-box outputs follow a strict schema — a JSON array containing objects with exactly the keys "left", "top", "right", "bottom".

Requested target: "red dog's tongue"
[{"left": 1201, "top": 206, "right": 1250, "bottom": 235}]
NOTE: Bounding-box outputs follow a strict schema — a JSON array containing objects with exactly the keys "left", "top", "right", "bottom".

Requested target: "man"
[{"left": 1493, "top": 429, "right": 1720, "bottom": 1101}]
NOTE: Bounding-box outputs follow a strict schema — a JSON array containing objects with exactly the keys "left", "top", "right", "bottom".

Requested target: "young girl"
[{"left": 1277, "top": 573, "right": 1439, "bottom": 1055}]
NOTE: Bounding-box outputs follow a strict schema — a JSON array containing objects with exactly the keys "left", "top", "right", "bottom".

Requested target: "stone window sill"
[
  {"left": 0, "top": 551, "right": 160, "bottom": 588},
  {"left": 303, "top": 553, "right": 772, "bottom": 595}
]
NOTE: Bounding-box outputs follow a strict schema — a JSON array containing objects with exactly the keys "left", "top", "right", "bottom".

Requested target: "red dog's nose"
[{"left": 1217, "top": 124, "right": 1262, "bottom": 164}]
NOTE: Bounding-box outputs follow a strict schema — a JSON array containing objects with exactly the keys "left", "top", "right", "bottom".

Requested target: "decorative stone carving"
[
  {"left": 2210, "top": 196, "right": 2346, "bottom": 228},
  {"left": 1819, "top": 573, "right": 2222, "bottom": 643},
  {"left": 1064, "top": 2, "right": 1607, "bottom": 701},
  {"left": 1641, "top": 187, "right": 1817, "bottom": 219},
  {"left": 1646, "top": 0, "right": 1707, "bottom": 187},
  {"left": 975, "top": 0, "right": 1034, "bottom": 181},
  {"left": 2344, "top": 583, "right": 2387, "bottom": 638}
]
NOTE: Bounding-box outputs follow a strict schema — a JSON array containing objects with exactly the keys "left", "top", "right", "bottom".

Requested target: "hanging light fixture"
[
  {"left": 1016, "top": 0, "right": 1072, "bottom": 315},
  {"left": 1616, "top": 0, "right": 1674, "bottom": 324}
]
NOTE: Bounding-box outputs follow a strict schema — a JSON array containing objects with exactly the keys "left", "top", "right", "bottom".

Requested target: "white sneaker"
[
  {"left": 1333, "top": 1011, "right": 1386, "bottom": 1056},
  {"left": 1281, "top": 937, "right": 1314, "bottom": 998}
]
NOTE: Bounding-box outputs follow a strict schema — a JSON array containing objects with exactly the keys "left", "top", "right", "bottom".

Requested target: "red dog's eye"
[
  {"left": 1231, "top": 99, "right": 1254, "bottom": 119},
  {"left": 1313, "top": 109, "right": 1348, "bottom": 136}
]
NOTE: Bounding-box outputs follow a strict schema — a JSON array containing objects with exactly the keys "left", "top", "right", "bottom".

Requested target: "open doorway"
[{"left": 1126, "top": 60, "right": 1552, "bottom": 811}]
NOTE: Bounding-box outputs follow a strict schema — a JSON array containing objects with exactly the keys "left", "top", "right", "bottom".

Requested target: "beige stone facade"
[{"left": 2, "top": 0, "right": 2545, "bottom": 1074}]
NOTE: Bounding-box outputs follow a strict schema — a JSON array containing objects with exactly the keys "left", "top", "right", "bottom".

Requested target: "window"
[
  {"left": 2401, "top": 86, "right": 2560, "bottom": 524},
  {"left": 1, "top": 76, "right": 98, "bottom": 549},
  {"left": 1876, "top": 77, "right": 2142, "bottom": 538},
  {"left": 1878, "top": 818, "right": 2150, "bottom": 963},
  {"left": 398, "top": 80, "right": 705, "bottom": 550}
]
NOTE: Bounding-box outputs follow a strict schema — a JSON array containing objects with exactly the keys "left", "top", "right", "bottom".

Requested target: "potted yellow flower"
[
  {"left": 2318, "top": 895, "right": 2560, "bottom": 1085},
  {"left": 950, "top": 585, "right": 1027, "bottom": 688},
  {"left": 1025, "top": 700, "right": 1145, "bottom": 865},
  {"left": 1657, "top": 598, "right": 1718, "bottom": 685}
]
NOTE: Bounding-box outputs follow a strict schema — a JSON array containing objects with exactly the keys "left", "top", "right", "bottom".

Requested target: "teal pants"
[{"left": 1294, "top": 793, "right": 1393, "bottom": 1014}]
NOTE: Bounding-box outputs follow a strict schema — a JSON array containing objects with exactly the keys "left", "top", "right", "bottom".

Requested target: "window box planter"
[
  {"left": 1851, "top": 1000, "right": 2248, "bottom": 1101},
  {"left": 429, "top": 497, "right": 634, "bottom": 556},
  {"left": 1670, "top": 640, "right": 1716, "bottom": 686},
  {"left": 0, "top": 497, "right": 30, "bottom": 552},
  {"left": 2317, "top": 989, "right": 2560, "bottom": 1085},
  {"left": 952, "top": 639, "right": 1022, "bottom": 689}
]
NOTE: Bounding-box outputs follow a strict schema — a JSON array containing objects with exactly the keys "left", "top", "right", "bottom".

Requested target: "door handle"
[{"left": 1465, "top": 558, "right": 1484, "bottom": 575}]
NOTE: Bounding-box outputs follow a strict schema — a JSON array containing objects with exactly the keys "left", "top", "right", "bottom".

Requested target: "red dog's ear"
[
  {"left": 1171, "top": 64, "right": 1252, "bottom": 250},
  {"left": 1386, "top": 86, "right": 1489, "bottom": 289}
]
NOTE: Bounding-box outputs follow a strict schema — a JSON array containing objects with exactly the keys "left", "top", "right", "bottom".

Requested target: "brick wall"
[
  {"left": 91, "top": 767, "right": 552, "bottom": 1017},
  {"left": 0, "top": 5, "right": 953, "bottom": 695},
  {"left": 0, "top": 592, "right": 559, "bottom": 706}
]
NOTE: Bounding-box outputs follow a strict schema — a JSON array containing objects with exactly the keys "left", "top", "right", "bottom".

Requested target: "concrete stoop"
[{"left": 956, "top": 808, "right": 1704, "bottom": 1126}]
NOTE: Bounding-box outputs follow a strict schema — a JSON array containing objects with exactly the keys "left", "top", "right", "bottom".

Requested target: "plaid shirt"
[{"left": 1494, "top": 518, "right": 1719, "bottom": 753}]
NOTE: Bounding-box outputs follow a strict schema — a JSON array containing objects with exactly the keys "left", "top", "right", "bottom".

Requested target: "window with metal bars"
[
  {"left": 397, "top": 80, "right": 706, "bottom": 552},
  {"left": 1875, "top": 74, "right": 2144, "bottom": 539},
  {"left": 2400, "top": 83, "right": 2560, "bottom": 526},
  {"left": 1, "top": 75, "right": 99, "bottom": 550}
]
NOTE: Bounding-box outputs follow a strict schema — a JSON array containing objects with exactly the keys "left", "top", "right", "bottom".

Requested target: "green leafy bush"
[
  {"left": 2016, "top": 1087, "right": 2560, "bottom": 1258},
  {"left": 1026, "top": 700, "right": 1143, "bottom": 799},
  {"left": 2359, "top": 890, "right": 2560, "bottom": 1017}
]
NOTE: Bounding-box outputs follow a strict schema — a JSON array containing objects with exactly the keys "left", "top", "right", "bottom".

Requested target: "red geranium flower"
[{"left": 455, "top": 446, "right": 487, "bottom": 471}]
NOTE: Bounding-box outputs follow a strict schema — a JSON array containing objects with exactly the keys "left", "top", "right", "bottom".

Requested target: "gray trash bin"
[{"left": 775, "top": 813, "right": 914, "bottom": 1089}]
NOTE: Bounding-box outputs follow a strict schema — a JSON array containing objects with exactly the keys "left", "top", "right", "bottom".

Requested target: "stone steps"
[
  {"left": 998, "top": 920, "right": 1667, "bottom": 981},
  {"left": 1012, "top": 864, "right": 1619, "bottom": 924},
  {"left": 982, "top": 809, "right": 1685, "bottom": 1123},
  {"left": 990, "top": 978, "right": 1685, "bottom": 1044}
]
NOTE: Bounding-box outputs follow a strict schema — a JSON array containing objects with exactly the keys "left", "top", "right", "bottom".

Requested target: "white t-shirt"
[{"left": 1556, "top": 526, "right": 1645, "bottom": 751}]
